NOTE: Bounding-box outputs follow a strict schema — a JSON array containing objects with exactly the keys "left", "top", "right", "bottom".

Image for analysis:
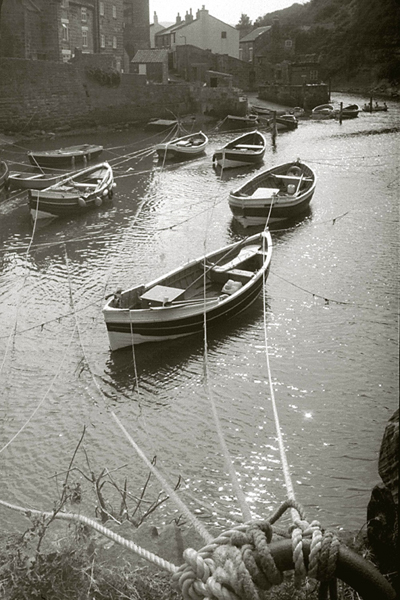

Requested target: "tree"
[{"left": 236, "top": 13, "right": 252, "bottom": 30}]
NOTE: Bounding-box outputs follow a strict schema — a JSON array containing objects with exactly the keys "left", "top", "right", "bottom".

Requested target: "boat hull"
[
  {"left": 105, "top": 279, "right": 266, "bottom": 349},
  {"left": 28, "top": 145, "right": 103, "bottom": 168},
  {"left": 103, "top": 231, "right": 272, "bottom": 350},
  {"left": 28, "top": 162, "right": 114, "bottom": 218},
  {"left": 229, "top": 189, "right": 315, "bottom": 227},
  {"left": 213, "top": 150, "right": 265, "bottom": 169},
  {"left": 213, "top": 131, "right": 266, "bottom": 169},
  {"left": 9, "top": 172, "right": 67, "bottom": 190},
  {"left": 155, "top": 131, "right": 208, "bottom": 160},
  {"left": 228, "top": 161, "right": 316, "bottom": 227}
]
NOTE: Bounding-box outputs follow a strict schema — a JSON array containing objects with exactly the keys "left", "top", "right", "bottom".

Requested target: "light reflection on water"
[{"left": 0, "top": 92, "right": 398, "bottom": 537}]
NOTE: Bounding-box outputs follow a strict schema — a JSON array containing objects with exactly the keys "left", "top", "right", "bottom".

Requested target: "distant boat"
[
  {"left": 339, "top": 104, "right": 361, "bottom": 119},
  {"left": 28, "top": 162, "right": 115, "bottom": 219},
  {"left": 103, "top": 229, "right": 272, "bottom": 350},
  {"left": 274, "top": 114, "right": 298, "bottom": 131},
  {"left": 155, "top": 131, "right": 208, "bottom": 160},
  {"left": 250, "top": 104, "right": 272, "bottom": 116},
  {"left": 221, "top": 114, "right": 260, "bottom": 129},
  {"left": 311, "top": 104, "right": 335, "bottom": 119},
  {"left": 145, "top": 118, "right": 178, "bottom": 132},
  {"left": 0, "top": 160, "right": 9, "bottom": 190},
  {"left": 362, "top": 102, "right": 388, "bottom": 112},
  {"left": 28, "top": 144, "right": 103, "bottom": 168},
  {"left": 228, "top": 161, "right": 316, "bottom": 227},
  {"left": 212, "top": 130, "right": 267, "bottom": 169},
  {"left": 9, "top": 171, "right": 69, "bottom": 190}
]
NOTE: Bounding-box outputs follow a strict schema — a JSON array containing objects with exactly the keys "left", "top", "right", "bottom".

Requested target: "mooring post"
[
  {"left": 272, "top": 111, "right": 277, "bottom": 147},
  {"left": 339, "top": 102, "right": 343, "bottom": 124}
]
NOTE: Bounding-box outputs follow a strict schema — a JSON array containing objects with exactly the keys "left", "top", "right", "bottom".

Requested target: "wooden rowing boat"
[
  {"left": 9, "top": 171, "right": 69, "bottom": 190},
  {"left": 155, "top": 131, "right": 208, "bottom": 160},
  {"left": 340, "top": 104, "right": 361, "bottom": 119},
  {"left": 212, "top": 131, "right": 267, "bottom": 169},
  {"left": 28, "top": 143, "right": 103, "bottom": 168},
  {"left": 28, "top": 162, "right": 115, "bottom": 219},
  {"left": 103, "top": 230, "right": 272, "bottom": 349},
  {"left": 228, "top": 161, "right": 316, "bottom": 227},
  {"left": 311, "top": 104, "right": 335, "bottom": 119}
]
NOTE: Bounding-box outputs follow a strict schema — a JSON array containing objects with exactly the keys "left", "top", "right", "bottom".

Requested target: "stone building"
[
  {"left": 0, "top": 0, "right": 146, "bottom": 71},
  {"left": 123, "top": 0, "right": 150, "bottom": 68},
  {"left": 239, "top": 26, "right": 271, "bottom": 63}
]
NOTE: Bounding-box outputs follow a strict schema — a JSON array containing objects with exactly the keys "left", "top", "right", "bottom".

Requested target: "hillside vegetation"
[{"left": 254, "top": 0, "right": 400, "bottom": 91}]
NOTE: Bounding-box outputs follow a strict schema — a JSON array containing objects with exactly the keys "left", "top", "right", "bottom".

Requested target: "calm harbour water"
[{"left": 0, "top": 92, "right": 398, "bottom": 539}]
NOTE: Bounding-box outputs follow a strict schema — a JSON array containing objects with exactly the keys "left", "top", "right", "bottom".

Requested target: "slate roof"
[
  {"left": 131, "top": 49, "right": 168, "bottom": 63},
  {"left": 240, "top": 26, "right": 271, "bottom": 43}
]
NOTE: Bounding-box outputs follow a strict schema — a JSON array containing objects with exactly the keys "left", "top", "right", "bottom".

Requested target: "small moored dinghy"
[
  {"left": 103, "top": 230, "right": 272, "bottom": 350},
  {"left": 28, "top": 143, "right": 103, "bottom": 168},
  {"left": 155, "top": 131, "right": 208, "bottom": 160},
  {"left": 311, "top": 104, "right": 335, "bottom": 119},
  {"left": 339, "top": 104, "right": 361, "bottom": 119},
  {"left": 28, "top": 162, "right": 115, "bottom": 219},
  {"left": 228, "top": 161, "right": 316, "bottom": 227},
  {"left": 9, "top": 171, "right": 69, "bottom": 190},
  {"left": 212, "top": 130, "right": 267, "bottom": 169}
]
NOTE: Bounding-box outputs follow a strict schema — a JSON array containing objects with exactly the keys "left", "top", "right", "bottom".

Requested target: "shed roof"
[{"left": 131, "top": 49, "right": 168, "bottom": 63}]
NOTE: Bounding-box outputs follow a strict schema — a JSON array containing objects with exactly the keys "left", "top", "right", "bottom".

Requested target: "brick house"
[{"left": 155, "top": 6, "right": 239, "bottom": 61}]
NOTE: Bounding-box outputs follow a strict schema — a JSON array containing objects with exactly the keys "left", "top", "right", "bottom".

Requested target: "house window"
[
  {"left": 221, "top": 31, "right": 226, "bottom": 39},
  {"left": 82, "top": 27, "right": 88, "bottom": 47},
  {"left": 249, "top": 46, "right": 253, "bottom": 62},
  {"left": 81, "top": 7, "right": 87, "bottom": 22},
  {"left": 113, "top": 36, "right": 117, "bottom": 49},
  {"left": 285, "top": 39, "right": 292, "bottom": 48},
  {"left": 100, "top": 34, "right": 105, "bottom": 48},
  {"left": 99, "top": 1, "right": 104, "bottom": 16},
  {"left": 61, "top": 0, "right": 68, "bottom": 7},
  {"left": 239, "top": 47, "right": 243, "bottom": 60},
  {"left": 112, "top": 4, "right": 117, "bottom": 18},
  {"left": 62, "top": 21, "right": 69, "bottom": 41},
  {"left": 309, "top": 70, "right": 318, "bottom": 81}
]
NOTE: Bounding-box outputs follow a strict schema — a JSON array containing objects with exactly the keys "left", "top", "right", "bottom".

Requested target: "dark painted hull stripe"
[
  {"left": 230, "top": 193, "right": 314, "bottom": 220},
  {"left": 106, "top": 273, "right": 268, "bottom": 338}
]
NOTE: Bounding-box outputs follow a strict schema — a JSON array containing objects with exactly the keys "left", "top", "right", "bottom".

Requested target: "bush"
[{"left": 85, "top": 66, "right": 121, "bottom": 87}]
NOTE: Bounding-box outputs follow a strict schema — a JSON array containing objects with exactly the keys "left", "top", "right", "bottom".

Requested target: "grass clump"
[{"left": 0, "top": 521, "right": 180, "bottom": 600}]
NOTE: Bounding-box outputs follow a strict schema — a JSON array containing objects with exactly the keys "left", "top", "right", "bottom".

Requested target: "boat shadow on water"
[{"left": 103, "top": 296, "right": 270, "bottom": 398}]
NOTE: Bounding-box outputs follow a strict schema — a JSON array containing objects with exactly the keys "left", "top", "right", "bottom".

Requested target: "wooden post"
[
  {"left": 339, "top": 101, "right": 343, "bottom": 124},
  {"left": 271, "top": 111, "right": 277, "bottom": 147},
  {"left": 369, "top": 95, "right": 373, "bottom": 112}
]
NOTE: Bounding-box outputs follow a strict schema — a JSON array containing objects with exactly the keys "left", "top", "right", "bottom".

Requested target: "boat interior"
[
  {"left": 110, "top": 242, "right": 268, "bottom": 310},
  {"left": 232, "top": 165, "right": 313, "bottom": 198},
  {"left": 227, "top": 132, "right": 264, "bottom": 151}
]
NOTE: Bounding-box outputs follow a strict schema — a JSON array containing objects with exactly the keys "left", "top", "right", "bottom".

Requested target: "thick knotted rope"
[{"left": 173, "top": 501, "right": 340, "bottom": 600}]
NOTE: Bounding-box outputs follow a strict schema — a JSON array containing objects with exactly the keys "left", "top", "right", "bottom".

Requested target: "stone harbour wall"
[{"left": 0, "top": 58, "right": 246, "bottom": 133}]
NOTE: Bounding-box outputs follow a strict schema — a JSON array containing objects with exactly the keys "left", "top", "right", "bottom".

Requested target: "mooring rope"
[
  {"left": 261, "top": 224, "right": 299, "bottom": 522},
  {"left": 201, "top": 201, "right": 253, "bottom": 524},
  {"left": 0, "top": 498, "right": 178, "bottom": 574}
]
